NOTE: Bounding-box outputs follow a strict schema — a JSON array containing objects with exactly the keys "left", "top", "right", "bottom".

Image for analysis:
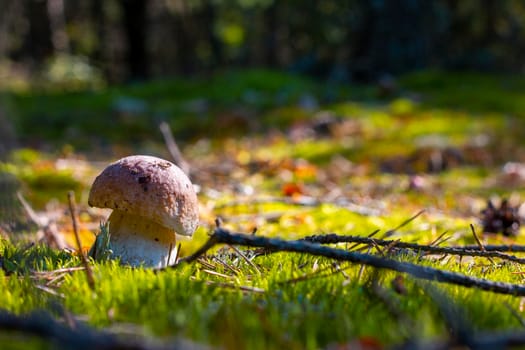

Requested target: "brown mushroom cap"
[{"left": 88, "top": 155, "right": 198, "bottom": 236}]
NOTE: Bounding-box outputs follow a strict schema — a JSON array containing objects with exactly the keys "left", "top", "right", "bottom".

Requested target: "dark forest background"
[{"left": 2, "top": 0, "right": 525, "bottom": 86}]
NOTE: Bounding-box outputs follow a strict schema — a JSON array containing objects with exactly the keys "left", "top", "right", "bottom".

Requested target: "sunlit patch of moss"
[
  {"left": 389, "top": 98, "right": 416, "bottom": 116},
  {"left": 400, "top": 70, "right": 525, "bottom": 119},
  {"left": 0, "top": 149, "right": 92, "bottom": 209},
  {"left": 261, "top": 106, "right": 313, "bottom": 128}
]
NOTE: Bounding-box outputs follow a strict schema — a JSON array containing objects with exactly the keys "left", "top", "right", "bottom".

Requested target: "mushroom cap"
[{"left": 88, "top": 155, "right": 198, "bottom": 236}]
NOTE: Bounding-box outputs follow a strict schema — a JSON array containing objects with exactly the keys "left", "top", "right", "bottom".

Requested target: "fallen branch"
[
  {"left": 291, "top": 234, "right": 525, "bottom": 264},
  {"left": 366, "top": 273, "right": 416, "bottom": 342},
  {"left": 0, "top": 309, "right": 191, "bottom": 350},
  {"left": 462, "top": 244, "right": 525, "bottom": 253},
  {"left": 67, "top": 191, "right": 95, "bottom": 291},
  {"left": 162, "top": 228, "right": 525, "bottom": 296},
  {"left": 417, "top": 280, "right": 473, "bottom": 347},
  {"left": 412, "top": 281, "right": 525, "bottom": 350}
]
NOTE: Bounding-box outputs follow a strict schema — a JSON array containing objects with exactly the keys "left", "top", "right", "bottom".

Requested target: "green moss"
[
  {"left": 3, "top": 239, "right": 525, "bottom": 349},
  {"left": 4, "top": 69, "right": 525, "bottom": 348}
]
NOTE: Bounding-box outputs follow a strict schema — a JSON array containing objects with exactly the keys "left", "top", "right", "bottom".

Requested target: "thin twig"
[
  {"left": 31, "top": 266, "right": 86, "bottom": 275},
  {"left": 347, "top": 229, "right": 380, "bottom": 251},
  {"left": 276, "top": 262, "right": 350, "bottom": 285},
  {"left": 357, "top": 247, "right": 372, "bottom": 282},
  {"left": 201, "top": 269, "right": 234, "bottom": 279},
  {"left": 429, "top": 231, "right": 449, "bottom": 247},
  {"left": 211, "top": 256, "right": 240, "bottom": 275},
  {"left": 191, "top": 277, "right": 265, "bottom": 294},
  {"left": 35, "top": 285, "right": 65, "bottom": 298},
  {"left": 383, "top": 209, "right": 425, "bottom": 237},
  {"left": 196, "top": 258, "right": 219, "bottom": 270},
  {"left": 227, "top": 244, "right": 261, "bottom": 274},
  {"left": 161, "top": 228, "right": 525, "bottom": 296},
  {"left": 18, "top": 192, "right": 66, "bottom": 249},
  {"left": 45, "top": 273, "right": 68, "bottom": 287},
  {"left": 470, "top": 224, "right": 495, "bottom": 265},
  {"left": 159, "top": 121, "right": 190, "bottom": 175},
  {"left": 67, "top": 191, "right": 95, "bottom": 290}
]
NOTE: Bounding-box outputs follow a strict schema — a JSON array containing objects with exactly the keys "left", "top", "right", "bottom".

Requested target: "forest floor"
[{"left": 2, "top": 70, "right": 525, "bottom": 349}]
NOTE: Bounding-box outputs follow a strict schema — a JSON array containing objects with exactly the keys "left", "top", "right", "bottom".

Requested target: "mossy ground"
[{"left": 2, "top": 70, "right": 525, "bottom": 349}]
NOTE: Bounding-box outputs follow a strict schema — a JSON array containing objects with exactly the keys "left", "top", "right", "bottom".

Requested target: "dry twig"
[
  {"left": 470, "top": 223, "right": 495, "bottom": 265},
  {"left": 17, "top": 192, "right": 66, "bottom": 249},
  {"left": 0, "top": 309, "right": 197, "bottom": 350},
  {"left": 383, "top": 209, "right": 426, "bottom": 237},
  {"left": 159, "top": 121, "right": 190, "bottom": 175},
  {"left": 67, "top": 191, "right": 95, "bottom": 290}
]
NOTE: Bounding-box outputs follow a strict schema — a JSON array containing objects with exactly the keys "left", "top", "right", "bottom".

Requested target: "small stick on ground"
[
  {"left": 18, "top": 192, "right": 66, "bottom": 249},
  {"left": 35, "top": 285, "right": 65, "bottom": 298},
  {"left": 159, "top": 121, "right": 190, "bottom": 175},
  {"left": 347, "top": 229, "right": 380, "bottom": 251},
  {"left": 227, "top": 244, "right": 261, "bottom": 275},
  {"left": 383, "top": 209, "right": 425, "bottom": 237},
  {"left": 277, "top": 262, "right": 350, "bottom": 285},
  {"left": 67, "top": 191, "right": 95, "bottom": 290},
  {"left": 191, "top": 277, "right": 266, "bottom": 294},
  {"left": 212, "top": 256, "right": 241, "bottom": 275},
  {"left": 470, "top": 224, "right": 495, "bottom": 265},
  {"left": 429, "top": 231, "right": 449, "bottom": 247},
  {"left": 357, "top": 247, "right": 372, "bottom": 283}
]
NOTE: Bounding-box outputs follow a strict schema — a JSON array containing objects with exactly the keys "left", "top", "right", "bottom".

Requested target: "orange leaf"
[{"left": 282, "top": 182, "right": 303, "bottom": 197}]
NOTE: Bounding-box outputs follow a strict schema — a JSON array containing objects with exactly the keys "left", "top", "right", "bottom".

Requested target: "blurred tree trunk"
[
  {"left": 173, "top": 13, "right": 196, "bottom": 75},
  {"left": 202, "top": 2, "right": 223, "bottom": 69},
  {"left": 481, "top": 0, "right": 497, "bottom": 45},
  {"left": 24, "top": 0, "right": 54, "bottom": 64},
  {"left": 120, "top": 0, "right": 149, "bottom": 81},
  {"left": 47, "top": 0, "right": 69, "bottom": 52},
  {"left": 351, "top": 0, "right": 435, "bottom": 79},
  {"left": 90, "top": 0, "right": 108, "bottom": 78},
  {"left": 263, "top": 3, "right": 278, "bottom": 67}
]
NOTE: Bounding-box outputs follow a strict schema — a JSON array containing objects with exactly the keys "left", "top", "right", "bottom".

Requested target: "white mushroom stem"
[{"left": 108, "top": 210, "right": 178, "bottom": 268}]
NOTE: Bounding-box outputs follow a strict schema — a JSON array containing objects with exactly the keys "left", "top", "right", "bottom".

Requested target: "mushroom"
[{"left": 88, "top": 155, "right": 198, "bottom": 267}]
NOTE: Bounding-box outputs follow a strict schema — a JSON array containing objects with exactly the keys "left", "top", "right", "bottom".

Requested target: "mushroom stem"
[{"left": 108, "top": 210, "right": 177, "bottom": 267}]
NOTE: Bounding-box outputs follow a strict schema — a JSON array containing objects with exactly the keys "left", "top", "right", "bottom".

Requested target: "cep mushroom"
[{"left": 88, "top": 155, "right": 198, "bottom": 267}]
